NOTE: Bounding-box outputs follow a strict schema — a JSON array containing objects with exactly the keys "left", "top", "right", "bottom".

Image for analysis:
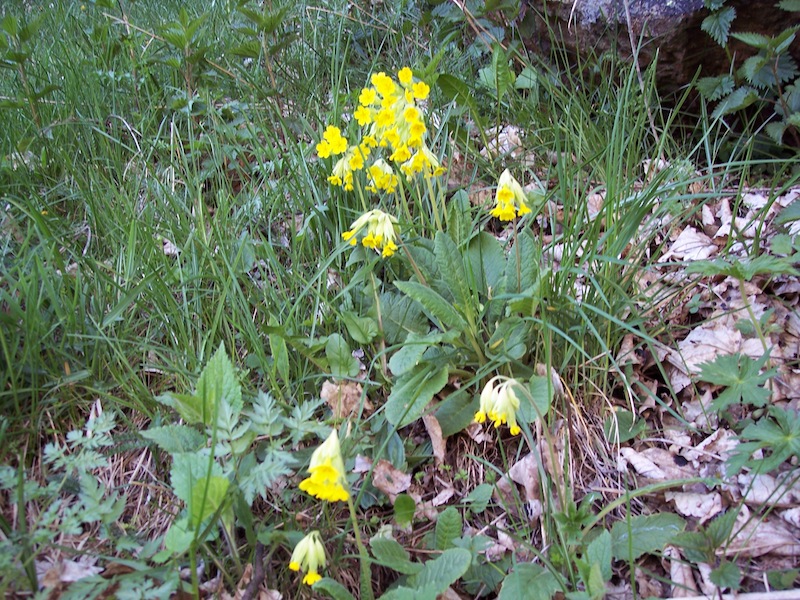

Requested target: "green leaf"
[
  {"left": 696, "top": 75, "right": 735, "bottom": 101},
  {"left": 269, "top": 323, "right": 289, "bottom": 383},
  {"left": 394, "top": 494, "right": 416, "bottom": 528},
  {"left": 505, "top": 230, "right": 539, "bottom": 293},
  {"left": 697, "top": 352, "right": 776, "bottom": 410},
  {"left": 498, "top": 563, "right": 561, "bottom": 600},
  {"left": 389, "top": 331, "right": 437, "bottom": 376},
  {"left": 776, "top": 198, "right": 800, "bottom": 225},
  {"left": 727, "top": 406, "right": 800, "bottom": 473},
  {"left": 585, "top": 530, "right": 613, "bottom": 582},
  {"left": 164, "top": 516, "right": 194, "bottom": 555},
  {"left": 412, "top": 547, "right": 472, "bottom": 592},
  {"left": 712, "top": 86, "right": 759, "bottom": 118},
  {"left": 778, "top": 0, "right": 800, "bottom": 10},
  {"left": 434, "top": 388, "right": 479, "bottom": 438},
  {"left": 385, "top": 364, "right": 449, "bottom": 427},
  {"left": 434, "top": 231, "right": 470, "bottom": 313},
  {"left": 140, "top": 425, "right": 205, "bottom": 453},
  {"left": 611, "top": 513, "right": 685, "bottom": 560},
  {"left": 378, "top": 292, "right": 428, "bottom": 345},
  {"left": 687, "top": 254, "right": 799, "bottom": 279},
  {"left": 435, "top": 506, "right": 463, "bottom": 550},
  {"left": 517, "top": 376, "right": 552, "bottom": 425},
  {"left": 486, "top": 316, "right": 528, "bottom": 361},
  {"left": 730, "top": 31, "right": 771, "bottom": 50},
  {"left": 237, "top": 450, "right": 293, "bottom": 506},
  {"left": 446, "top": 190, "right": 472, "bottom": 247},
  {"left": 467, "top": 232, "right": 505, "bottom": 297},
  {"left": 515, "top": 66, "right": 539, "bottom": 91},
  {"left": 341, "top": 310, "right": 378, "bottom": 345},
  {"left": 710, "top": 560, "right": 741, "bottom": 589},
  {"left": 189, "top": 475, "right": 229, "bottom": 528},
  {"left": 464, "top": 483, "right": 494, "bottom": 515},
  {"left": 314, "top": 577, "right": 356, "bottom": 600},
  {"left": 701, "top": 6, "right": 736, "bottom": 46},
  {"left": 603, "top": 410, "right": 646, "bottom": 444},
  {"left": 370, "top": 536, "right": 422, "bottom": 575},
  {"left": 325, "top": 333, "right": 359, "bottom": 378},
  {"left": 394, "top": 280, "right": 469, "bottom": 333},
  {"left": 437, "top": 73, "right": 484, "bottom": 128},
  {"left": 170, "top": 452, "right": 223, "bottom": 506},
  {"left": 197, "top": 343, "right": 241, "bottom": 426}
]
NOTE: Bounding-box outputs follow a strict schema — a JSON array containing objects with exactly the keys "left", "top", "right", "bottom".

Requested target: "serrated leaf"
[
  {"left": 711, "top": 561, "right": 742, "bottom": 589},
  {"left": 712, "top": 86, "right": 759, "bottom": 118},
  {"left": 237, "top": 450, "right": 293, "bottom": 506},
  {"left": 697, "top": 352, "right": 776, "bottom": 410},
  {"left": 140, "top": 425, "right": 205, "bottom": 453},
  {"left": 701, "top": 6, "right": 736, "bottom": 46},
  {"left": 412, "top": 547, "right": 471, "bottom": 592},
  {"left": 385, "top": 364, "right": 449, "bottom": 427},
  {"left": 730, "top": 31, "right": 772, "bottom": 50},
  {"left": 189, "top": 475, "right": 229, "bottom": 528},
  {"left": 435, "top": 506, "right": 463, "bottom": 550},
  {"left": 394, "top": 280, "right": 469, "bottom": 333},
  {"left": 370, "top": 537, "right": 422, "bottom": 574},
  {"left": 765, "top": 121, "right": 787, "bottom": 145},
  {"left": 164, "top": 516, "right": 194, "bottom": 555},
  {"left": 434, "top": 231, "right": 470, "bottom": 313},
  {"left": 585, "top": 530, "right": 613, "bottom": 582},
  {"left": 611, "top": 513, "right": 685, "bottom": 560},
  {"left": 697, "top": 75, "right": 735, "bottom": 101},
  {"left": 464, "top": 483, "right": 494, "bottom": 514},
  {"left": 325, "top": 333, "right": 359, "bottom": 378},
  {"left": 498, "top": 563, "right": 561, "bottom": 600},
  {"left": 170, "top": 452, "right": 223, "bottom": 506},
  {"left": 777, "top": 198, "right": 800, "bottom": 225}
]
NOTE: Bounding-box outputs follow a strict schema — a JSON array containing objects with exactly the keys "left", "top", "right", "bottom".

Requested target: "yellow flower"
[
  {"left": 412, "top": 81, "right": 430, "bottom": 100},
  {"left": 490, "top": 169, "right": 532, "bottom": 221},
  {"left": 316, "top": 125, "right": 348, "bottom": 158},
  {"left": 342, "top": 209, "right": 400, "bottom": 258},
  {"left": 474, "top": 376, "right": 522, "bottom": 435},
  {"left": 398, "top": 66, "right": 414, "bottom": 85},
  {"left": 400, "top": 145, "right": 445, "bottom": 179},
  {"left": 354, "top": 105, "right": 372, "bottom": 126},
  {"left": 366, "top": 159, "right": 399, "bottom": 194},
  {"left": 359, "top": 87, "right": 377, "bottom": 106},
  {"left": 371, "top": 72, "right": 397, "bottom": 97},
  {"left": 289, "top": 530, "right": 326, "bottom": 586},
  {"left": 299, "top": 429, "right": 350, "bottom": 502}
]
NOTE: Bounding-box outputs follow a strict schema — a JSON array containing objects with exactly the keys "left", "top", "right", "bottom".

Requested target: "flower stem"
[{"left": 347, "top": 495, "right": 374, "bottom": 600}]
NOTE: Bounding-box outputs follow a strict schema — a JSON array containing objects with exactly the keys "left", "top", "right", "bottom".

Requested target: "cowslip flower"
[
  {"left": 289, "top": 530, "right": 327, "bottom": 585},
  {"left": 490, "top": 169, "right": 532, "bottom": 221},
  {"left": 316, "top": 125, "right": 348, "bottom": 159},
  {"left": 342, "top": 209, "right": 399, "bottom": 258},
  {"left": 400, "top": 145, "right": 445, "bottom": 179},
  {"left": 474, "top": 376, "right": 523, "bottom": 435},
  {"left": 298, "top": 429, "right": 350, "bottom": 502},
  {"left": 366, "top": 159, "right": 399, "bottom": 194}
]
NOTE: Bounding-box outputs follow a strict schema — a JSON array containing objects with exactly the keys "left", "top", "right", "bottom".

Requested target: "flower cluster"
[
  {"left": 315, "top": 67, "right": 445, "bottom": 194},
  {"left": 298, "top": 429, "right": 350, "bottom": 502},
  {"left": 342, "top": 209, "right": 400, "bottom": 258},
  {"left": 491, "top": 169, "right": 532, "bottom": 221},
  {"left": 474, "top": 376, "right": 523, "bottom": 435},
  {"left": 289, "top": 530, "right": 327, "bottom": 586}
]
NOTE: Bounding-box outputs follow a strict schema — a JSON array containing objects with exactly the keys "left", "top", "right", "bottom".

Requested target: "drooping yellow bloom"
[
  {"left": 342, "top": 209, "right": 400, "bottom": 258},
  {"left": 316, "top": 125, "right": 348, "bottom": 159},
  {"left": 474, "top": 376, "right": 522, "bottom": 435},
  {"left": 490, "top": 169, "right": 532, "bottom": 221},
  {"left": 298, "top": 430, "right": 350, "bottom": 502},
  {"left": 366, "top": 159, "right": 399, "bottom": 194},
  {"left": 400, "top": 145, "right": 446, "bottom": 179},
  {"left": 289, "top": 530, "right": 327, "bottom": 586}
]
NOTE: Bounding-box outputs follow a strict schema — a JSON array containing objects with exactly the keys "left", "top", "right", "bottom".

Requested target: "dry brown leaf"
[
  {"left": 727, "top": 506, "right": 800, "bottom": 558},
  {"left": 432, "top": 486, "right": 455, "bottom": 507},
  {"left": 321, "top": 380, "right": 370, "bottom": 419},
  {"left": 665, "top": 492, "right": 723, "bottom": 524},
  {"left": 737, "top": 472, "right": 800, "bottom": 508},
  {"left": 659, "top": 226, "right": 717, "bottom": 262},
  {"left": 422, "top": 413, "right": 446, "bottom": 466},
  {"left": 663, "top": 545, "right": 699, "bottom": 597},
  {"left": 372, "top": 459, "right": 411, "bottom": 501},
  {"left": 40, "top": 558, "right": 103, "bottom": 588}
]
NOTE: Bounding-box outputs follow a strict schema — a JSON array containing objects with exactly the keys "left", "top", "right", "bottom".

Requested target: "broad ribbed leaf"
[{"left": 395, "top": 280, "right": 468, "bottom": 333}]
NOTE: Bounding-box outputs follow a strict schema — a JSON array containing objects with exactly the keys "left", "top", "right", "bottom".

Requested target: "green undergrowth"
[{"left": 1, "top": 0, "right": 799, "bottom": 598}]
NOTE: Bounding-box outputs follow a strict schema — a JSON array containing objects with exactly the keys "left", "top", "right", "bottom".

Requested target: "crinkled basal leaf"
[
  {"left": 498, "top": 563, "right": 561, "bottom": 600},
  {"left": 385, "top": 363, "right": 449, "bottom": 428},
  {"left": 140, "top": 425, "right": 205, "bottom": 454},
  {"left": 611, "top": 513, "right": 686, "bottom": 560},
  {"left": 516, "top": 376, "right": 552, "bottom": 425},
  {"left": 435, "top": 230, "right": 470, "bottom": 314},
  {"left": 486, "top": 316, "right": 528, "bottom": 362},
  {"left": 325, "top": 333, "right": 360, "bottom": 379},
  {"left": 435, "top": 506, "right": 463, "bottom": 551},
  {"left": 467, "top": 231, "right": 505, "bottom": 297},
  {"left": 434, "top": 387, "right": 478, "bottom": 438},
  {"left": 410, "top": 547, "right": 472, "bottom": 594},
  {"left": 378, "top": 291, "right": 428, "bottom": 345},
  {"left": 394, "top": 280, "right": 468, "bottom": 333},
  {"left": 370, "top": 536, "right": 422, "bottom": 575}
]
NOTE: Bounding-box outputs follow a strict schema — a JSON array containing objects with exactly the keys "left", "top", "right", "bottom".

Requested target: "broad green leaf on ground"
[
  {"left": 341, "top": 310, "right": 378, "bottom": 345},
  {"left": 370, "top": 536, "right": 422, "bottom": 575},
  {"left": 585, "top": 530, "right": 613, "bottom": 582},
  {"left": 726, "top": 406, "right": 800, "bottom": 474},
  {"left": 385, "top": 363, "right": 449, "bottom": 427},
  {"left": 434, "top": 387, "right": 479, "bottom": 438},
  {"left": 314, "top": 578, "right": 356, "bottom": 600},
  {"left": 140, "top": 425, "right": 205, "bottom": 453},
  {"left": 410, "top": 547, "right": 472, "bottom": 593},
  {"left": 325, "top": 333, "right": 360, "bottom": 378},
  {"left": 394, "top": 494, "right": 416, "bottom": 528},
  {"left": 611, "top": 513, "right": 686, "bottom": 560},
  {"left": 498, "top": 563, "right": 561, "bottom": 600},
  {"left": 697, "top": 352, "right": 776, "bottom": 410},
  {"left": 394, "top": 280, "right": 469, "bottom": 333},
  {"left": 435, "top": 506, "right": 463, "bottom": 550}
]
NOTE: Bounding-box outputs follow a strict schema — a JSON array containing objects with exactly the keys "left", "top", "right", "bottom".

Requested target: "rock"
[{"left": 520, "top": 0, "right": 800, "bottom": 91}]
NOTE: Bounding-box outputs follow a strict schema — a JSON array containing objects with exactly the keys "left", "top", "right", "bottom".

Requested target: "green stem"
[
  {"left": 425, "top": 176, "right": 443, "bottom": 233},
  {"left": 347, "top": 495, "right": 374, "bottom": 600},
  {"left": 737, "top": 277, "right": 769, "bottom": 354}
]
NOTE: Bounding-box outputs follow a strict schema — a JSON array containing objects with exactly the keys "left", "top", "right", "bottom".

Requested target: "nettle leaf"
[
  {"left": 435, "top": 506, "right": 463, "bottom": 550},
  {"left": 385, "top": 363, "right": 449, "bottom": 427},
  {"left": 730, "top": 31, "right": 771, "bottom": 50},
  {"left": 697, "top": 75, "right": 735, "bottom": 101},
  {"left": 498, "top": 563, "right": 561, "bottom": 600},
  {"left": 394, "top": 280, "right": 469, "bottom": 333},
  {"left": 140, "top": 425, "right": 205, "bottom": 453},
  {"left": 697, "top": 352, "right": 776, "bottom": 410},
  {"left": 370, "top": 536, "right": 422, "bottom": 575},
  {"left": 325, "top": 333, "right": 360, "bottom": 379},
  {"left": 739, "top": 53, "right": 798, "bottom": 88},
  {"left": 585, "top": 530, "right": 613, "bottom": 582},
  {"left": 701, "top": 6, "right": 736, "bottom": 46},
  {"left": 611, "top": 513, "right": 685, "bottom": 560},
  {"left": 712, "top": 86, "right": 759, "bottom": 119}
]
